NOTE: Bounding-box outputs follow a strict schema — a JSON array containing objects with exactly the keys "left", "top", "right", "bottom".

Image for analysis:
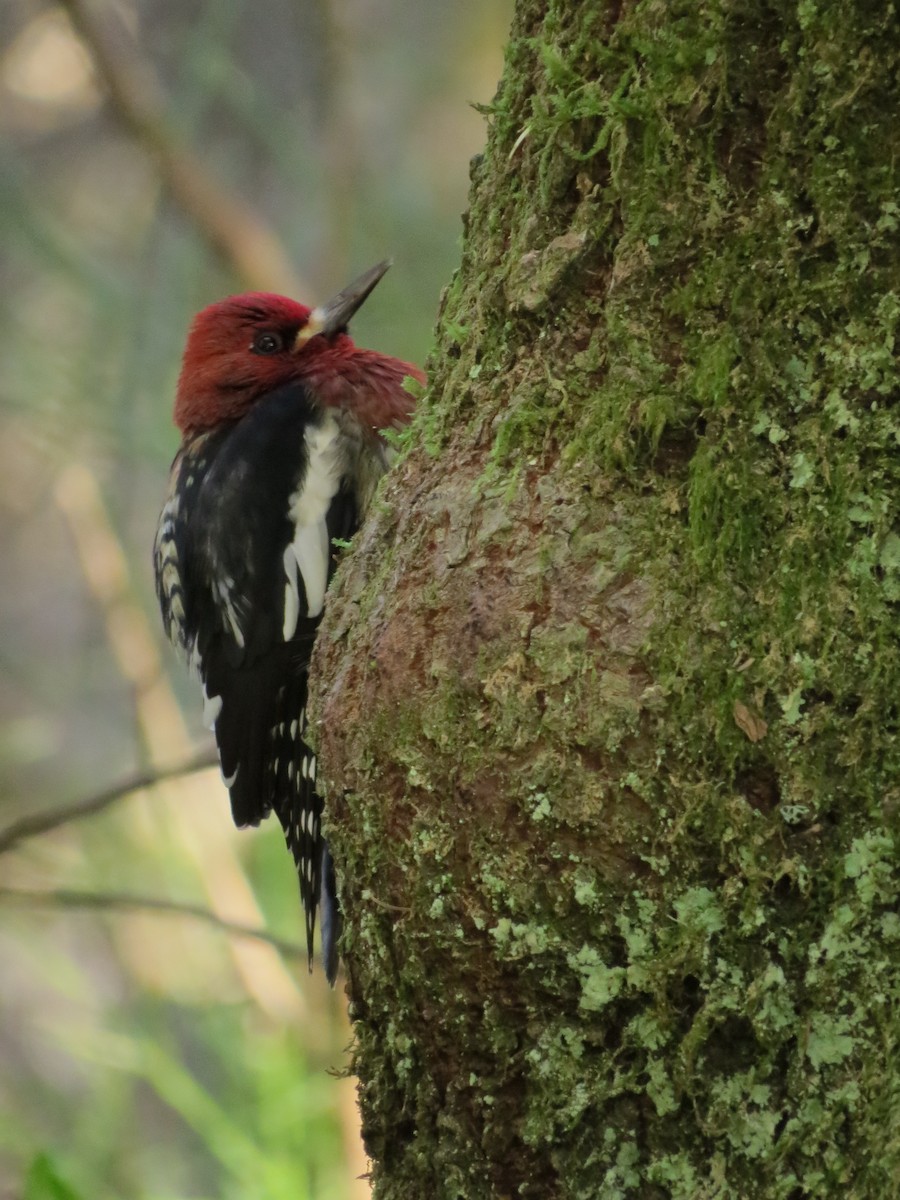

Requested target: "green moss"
[{"left": 314, "top": 1, "right": 900, "bottom": 1196}]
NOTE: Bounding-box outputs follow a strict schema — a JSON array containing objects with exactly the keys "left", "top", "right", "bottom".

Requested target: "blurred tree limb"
[
  {"left": 0, "top": 751, "right": 218, "bottom": 856},
  {"left": 56, "top": 0, "right": 308, "bottom": 296},
  {"left": 0, "top": 885, "right": 305, "bottom": 958}
]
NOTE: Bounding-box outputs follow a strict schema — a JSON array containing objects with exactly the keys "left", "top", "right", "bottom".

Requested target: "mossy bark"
[{"left": 309, "top": 2, "right": 900, "bottom": 1196}]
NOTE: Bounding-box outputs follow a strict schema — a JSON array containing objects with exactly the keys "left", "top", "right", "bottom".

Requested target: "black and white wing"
[{"left": 154, "top": 384, "right": 374, "bottom": 980}]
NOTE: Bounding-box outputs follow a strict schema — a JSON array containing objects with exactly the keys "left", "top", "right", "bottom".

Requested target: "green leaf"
[
  {"left": 674, "top": 886, "right": 724, "bottom": 935},
  {"left": 24, "top": 1154, "right": 84, "bottom": 1200},
  {"left": 780, "top": 686, "right": 804, "bottom": 725},
  {"left": 789, "top": 451, "right": 814, "bottom": 489},
  {"left": 806, "top": 1017, "right": 855, "bottom": 1068},
  {"left": 879, "top": 532, "right": 900, "bottom": 572}
]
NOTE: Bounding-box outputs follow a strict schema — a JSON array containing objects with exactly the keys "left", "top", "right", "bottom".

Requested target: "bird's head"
[{"left": 174, "top": 261, "right": 424, "bottom": 437}]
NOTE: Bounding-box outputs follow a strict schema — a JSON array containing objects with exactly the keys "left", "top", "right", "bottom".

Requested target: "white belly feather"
[{"left": 283, "top": 414, "right": 345, "bottom": 636}]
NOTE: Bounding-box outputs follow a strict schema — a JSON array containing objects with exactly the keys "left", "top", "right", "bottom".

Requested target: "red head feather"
[{"left": 174, "top": 265, "right": 425, "bottom": 437}]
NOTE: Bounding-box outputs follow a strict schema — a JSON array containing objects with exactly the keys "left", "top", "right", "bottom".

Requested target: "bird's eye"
[{"left": 252, "top": 331, "right": 284, "bottom": 355}]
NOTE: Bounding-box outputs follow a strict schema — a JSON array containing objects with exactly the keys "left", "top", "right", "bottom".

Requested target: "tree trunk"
[{"left": 310, "top": 2, "right": 900, "bottom": 1196}]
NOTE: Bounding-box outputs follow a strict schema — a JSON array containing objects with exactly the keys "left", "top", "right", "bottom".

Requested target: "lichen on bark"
[{"left": 310, "top": 2, "right": 900, "bottom": 1196}]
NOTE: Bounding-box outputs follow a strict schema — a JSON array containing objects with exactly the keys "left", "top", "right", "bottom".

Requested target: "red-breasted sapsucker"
[{"left": 153, "top": 261, "right": 424, "bottom": 981}]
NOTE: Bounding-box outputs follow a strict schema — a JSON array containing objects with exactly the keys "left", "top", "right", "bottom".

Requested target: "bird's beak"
[{"left": 294, "top": 259, "right": 392, "bottom": 349}]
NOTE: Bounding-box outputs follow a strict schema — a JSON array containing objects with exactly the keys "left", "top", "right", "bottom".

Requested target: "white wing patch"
[
  {"left": 285, "top": 523, "right": 331, "bottom": 624},
  {"left": 282, "top": 415, "right": 345, "bottom": 634},
  {"left": 154, "top": 491, "right": 190, "bottom": 653},
  {"left": 215, "top": 577, "right": 245, "bottom": 648},
  {"left": 154, "top": 442, "right": 216, "bottom": 669},
  {"left": 282, "top": 545, "right": 300, "bottom": 640},
  {"left": 202, "top": 685, "right": 222, "bottom": 729}
]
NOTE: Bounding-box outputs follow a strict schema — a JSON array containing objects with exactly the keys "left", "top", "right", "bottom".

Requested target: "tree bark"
[{"left": 310, "top": 2, "right": 900, "bottom": 1196}]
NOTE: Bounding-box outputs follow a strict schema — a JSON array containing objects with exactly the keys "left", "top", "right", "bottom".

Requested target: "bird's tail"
[
  {"left": 268, "top": 675, "right": 341, "bottom": 981},
  {"left": 319, "top": 841, "right": 342, "bottom": 985}
]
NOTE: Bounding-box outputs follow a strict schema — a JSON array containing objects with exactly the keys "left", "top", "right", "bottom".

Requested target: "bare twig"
[
  {"left": 57, "top": 0, "right": 308, "bottom": 297},
  {"left": 0, "top": 752, "right": 218, "bottom": 857},
  {"left": 0, "top": 886, "right": 305, "bottom": 959}
]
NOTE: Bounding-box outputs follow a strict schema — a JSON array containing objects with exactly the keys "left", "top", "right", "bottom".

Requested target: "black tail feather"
[
  {"left": 319, "top": 840, "right": 342, "bottom": 985},
  {"left": 267, "top": 674, "right": 341, "bottom": 979},
  {"left": 212, "top": 653, "right": 339, "bottom": 980}
]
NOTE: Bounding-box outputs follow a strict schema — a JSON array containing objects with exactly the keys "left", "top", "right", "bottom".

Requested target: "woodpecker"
[{"left": 153, "top": 261, "right": 424, "bottom": 982}]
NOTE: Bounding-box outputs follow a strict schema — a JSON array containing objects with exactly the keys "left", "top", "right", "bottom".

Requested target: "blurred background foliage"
[{"left": 0, "top": 0, "right": 511, "bottom": 1195}]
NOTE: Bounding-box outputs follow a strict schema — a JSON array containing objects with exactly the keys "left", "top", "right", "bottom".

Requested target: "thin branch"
[
  {"left": 0, "top": 886, "right": 306, "bottom": 960},
  {"left": 57, "top": 0, "right": 308, "bottom": 297},
  {"left": 0, "top": 752, "right": 218, "bottom": 856}
]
